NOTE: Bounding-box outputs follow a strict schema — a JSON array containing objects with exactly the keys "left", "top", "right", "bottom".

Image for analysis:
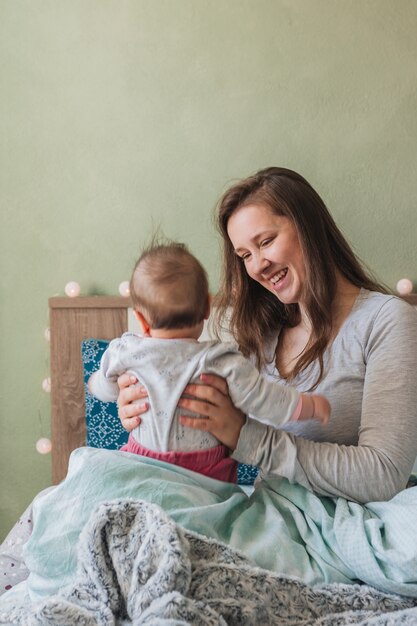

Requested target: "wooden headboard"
[
  {"left": 48, "top": 293, "right": 417, "bottom": 485},
  {"left": 49, "top": 296, "right": 131, "bottom": 483}
]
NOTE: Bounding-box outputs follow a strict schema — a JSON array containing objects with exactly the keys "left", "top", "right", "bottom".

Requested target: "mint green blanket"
[{"left": 25, "top": 447, "right": 417, "bottom": 600}]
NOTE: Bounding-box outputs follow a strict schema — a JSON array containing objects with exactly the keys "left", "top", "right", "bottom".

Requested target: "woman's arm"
[{"left": 178, "top": 298, "right": 417, "bottom": 503}]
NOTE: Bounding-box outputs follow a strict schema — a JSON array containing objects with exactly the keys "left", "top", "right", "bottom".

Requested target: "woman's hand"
[
  {"left": 178, "top": 374, "right": 246, "bottom": 450},
  {"left": 117, "top": 374, "right": 148, "bottom": 432}
]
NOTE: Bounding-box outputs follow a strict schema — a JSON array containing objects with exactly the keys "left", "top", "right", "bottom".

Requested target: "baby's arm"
[
  {"left": 206, "top": 345, "right": 330, "bottom": 426},
  {"left": 88, "top": 338, "right": 127, "bottom": 403},
  {"left": 296, "top": 394, "right": 330, "bottom": 425}
]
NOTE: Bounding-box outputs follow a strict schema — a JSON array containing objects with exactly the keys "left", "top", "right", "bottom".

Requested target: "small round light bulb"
[
  {"left": 396, "top": 278, "right": 413, "bottom": 296},
  {"left": 65, "top": 281, "right": 81, "bottom": 297},
  {"left": 118, "top": 281, "right": 130, "bottom": 297},
  {"left": 36, "top": 438, "right": 52, "bottom": 454}
]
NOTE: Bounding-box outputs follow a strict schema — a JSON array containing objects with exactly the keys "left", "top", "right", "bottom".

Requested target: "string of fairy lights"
[
  {"left": 36, "top": 276, "right": 414, "bottom": 456},
  {"left": 37, "top": 279, "right": 131, "bottom": 455}
]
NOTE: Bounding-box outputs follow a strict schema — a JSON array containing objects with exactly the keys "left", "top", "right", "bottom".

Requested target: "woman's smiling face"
[{"left": 226, "top": 203, "right": 307, "bottom": 305}]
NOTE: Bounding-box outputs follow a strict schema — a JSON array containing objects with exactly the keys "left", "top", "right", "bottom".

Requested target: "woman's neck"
[
  {"left": 330, "top": 274, "right": 361, "bottom": 332},
  {"left": 276, "top": 274, "right": 360, "bottom": 378},
  {"left": 298, "top": 273, "right": 360, "bottom": 331}
]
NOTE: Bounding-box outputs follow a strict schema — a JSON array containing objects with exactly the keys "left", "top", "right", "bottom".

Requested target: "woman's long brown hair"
[{"left": 214, "top": 167, "right": 388, "bottom": 387}]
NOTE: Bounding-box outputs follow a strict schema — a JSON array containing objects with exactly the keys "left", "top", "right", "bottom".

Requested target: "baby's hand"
[{"left": 312, "top": 395, "right": 331, "bottom": 425}]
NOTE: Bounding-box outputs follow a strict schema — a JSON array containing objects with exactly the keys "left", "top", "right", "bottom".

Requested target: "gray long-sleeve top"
[{"left": 231, "top": 290, "right": 417, "bottom": 503}]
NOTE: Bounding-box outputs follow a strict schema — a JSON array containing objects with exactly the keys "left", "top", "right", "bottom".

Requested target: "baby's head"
[{"left": 130, "top": 241, "right": 209, "bottom": 335}]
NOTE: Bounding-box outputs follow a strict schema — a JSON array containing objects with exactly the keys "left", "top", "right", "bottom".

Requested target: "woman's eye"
[
  {"left": 240, "top": 253, "right": 251, "bottom": 262},
  {"left": 260, "top": 238, "right": 273, "bottom": 248}
]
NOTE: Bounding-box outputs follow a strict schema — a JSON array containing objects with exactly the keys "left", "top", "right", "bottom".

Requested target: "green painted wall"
[{"left": 1, "top": 0, "right": 416, "bottom": 541}]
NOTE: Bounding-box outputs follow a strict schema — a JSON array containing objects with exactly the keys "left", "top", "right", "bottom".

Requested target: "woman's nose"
[{"left": 253, "top": 252, "right": 270, "bottom": 276}]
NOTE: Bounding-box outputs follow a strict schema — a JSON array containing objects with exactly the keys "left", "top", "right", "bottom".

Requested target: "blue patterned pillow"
[
  {"left": 81, "top": 338, "right": 259, "bottom": 485},
  {"left": 82, "top": 339, "right": 128, "bottom": 450},
  {"left": 236, "top": 463, "right": 259, "bottom": 485}
]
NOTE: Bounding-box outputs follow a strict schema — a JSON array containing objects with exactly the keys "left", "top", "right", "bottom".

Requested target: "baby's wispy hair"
[{"left": 130, "top": 238, "right": 209, "bottom": 329}]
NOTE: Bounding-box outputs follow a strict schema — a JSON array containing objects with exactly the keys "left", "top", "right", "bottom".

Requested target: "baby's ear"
[{"left": 134, "top": 310, "right": 151, "bottom": 336}]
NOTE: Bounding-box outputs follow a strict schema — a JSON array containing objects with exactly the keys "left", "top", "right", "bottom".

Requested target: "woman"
[{"left": 118, "top": 167, "right": 417, "bottom": 503}]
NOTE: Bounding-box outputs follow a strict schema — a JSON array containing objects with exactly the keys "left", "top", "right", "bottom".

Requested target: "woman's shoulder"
[
  {"left": 352, "top": 289, "right": 417, "bottom": 351},
  {"left": 356, "top": 289, "right": 417, "bottom": 324}
]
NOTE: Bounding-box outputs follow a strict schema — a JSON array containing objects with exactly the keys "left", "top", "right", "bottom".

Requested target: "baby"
[{"left": 89, "top": 241, "right": 330, "bottom": 482}]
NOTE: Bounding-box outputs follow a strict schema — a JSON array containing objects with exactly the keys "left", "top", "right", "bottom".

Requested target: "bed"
[{"left": 1, "top": 294, "right": 417, "bottom": 624}]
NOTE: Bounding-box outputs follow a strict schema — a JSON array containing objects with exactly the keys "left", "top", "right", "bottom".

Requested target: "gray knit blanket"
[{"left": 4, "top": 499, "right": 417, "bottom": 625}]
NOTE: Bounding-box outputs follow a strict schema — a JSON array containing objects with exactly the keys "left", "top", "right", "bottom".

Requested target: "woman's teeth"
[{"left": 270, "top": 269, "right": 287, "bottom": 285}]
